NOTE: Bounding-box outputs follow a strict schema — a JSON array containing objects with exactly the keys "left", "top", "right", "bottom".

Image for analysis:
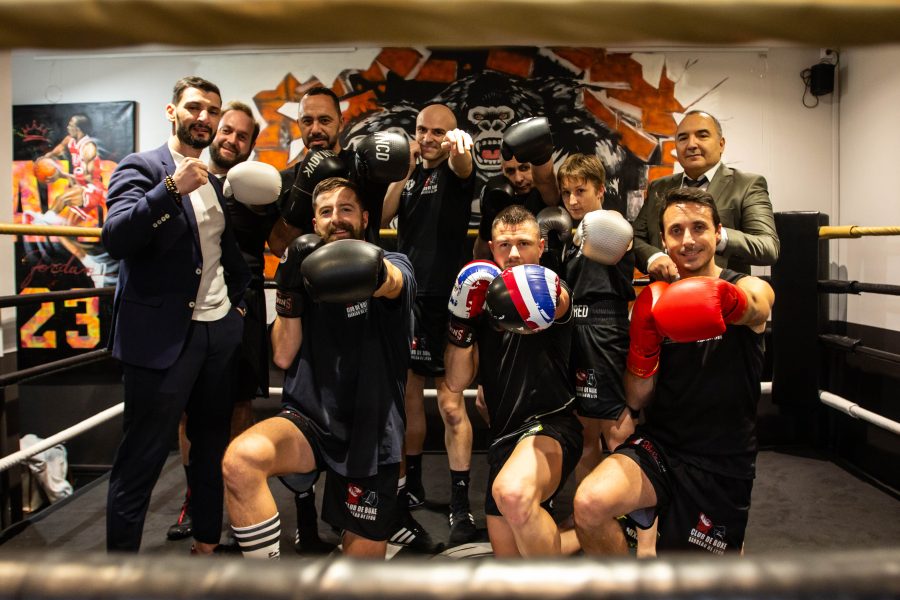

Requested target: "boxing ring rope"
[
  {"left": 818, "top": 224, "right": 900, "bottom": 240},
  {"left": 0, "top": 403, "right": 122, "bottom": 473},
  {"left": 818, "top": 279, "right": 900, "bottom": 297},
  {"left": 771, "top": 212, "right": 900, "bottom": 460},
  {"left": 0, "top": 223, "right": 101, "bottom": 239},
  {"left": 819, "top": 391, "right": 900, "bottom": 437},
  {"left": 819, "top": 333, "right": 900, "bottom": 365},
  {"left": 0, "top": 549, "right": 895, "bottom": 599}
]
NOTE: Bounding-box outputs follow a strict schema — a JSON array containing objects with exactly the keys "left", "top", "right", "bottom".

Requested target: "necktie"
[{"left": 684, "top": 176, "right": 707, "bottom": 188}]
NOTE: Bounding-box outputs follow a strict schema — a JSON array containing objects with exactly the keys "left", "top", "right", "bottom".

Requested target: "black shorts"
[
  {"left": 571, "top": 303, "right": 629, "bottom": 420},
  {"left": 484, "top": 412, "right": 582, "bottom": 517},
  {"left": 615, "top": 434, "right": 753, "bottom": 555},
  {"left": 410, "top": 295, "right": 449, "bottom": 377},
  {"left": 276, "top": 409, "right": 401, "bottom": 541}
]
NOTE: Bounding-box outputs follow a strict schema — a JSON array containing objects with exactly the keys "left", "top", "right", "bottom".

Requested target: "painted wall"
[{"left": 4, "top": 45, "right": 847, "bottom": 346}]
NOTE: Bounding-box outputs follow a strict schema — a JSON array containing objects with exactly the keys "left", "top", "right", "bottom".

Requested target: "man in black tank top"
[
  {"left": 445, "top": 205, "right": 582, "bottom": 557},
  {"left": 574, "top": 187, "right": 774, "bottom": 556}
]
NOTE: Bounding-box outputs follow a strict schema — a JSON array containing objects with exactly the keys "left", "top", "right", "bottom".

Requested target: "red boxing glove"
[
  {"left": 626, "top": 281, "right": 668, "bottom": 378},
  {"left": 652, "top": 277, "right": 750, "bottom": 343}
]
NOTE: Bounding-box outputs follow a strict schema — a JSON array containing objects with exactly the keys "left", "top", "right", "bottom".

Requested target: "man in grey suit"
[{"left": 632, "top": 110, "right": 779, "bottom": 282}]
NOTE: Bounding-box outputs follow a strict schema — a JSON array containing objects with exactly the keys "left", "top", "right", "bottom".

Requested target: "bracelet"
[{"left": 164, "top": 175, "right": 182, "bottom": 206}]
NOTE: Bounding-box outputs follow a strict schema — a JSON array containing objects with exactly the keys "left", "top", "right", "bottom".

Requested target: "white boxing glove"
[
  {"left": 578, "top": 209, "right": 633, "bottom": 265},
  {"left": 223, "top": 161, "right": 281, "bottom": 206}
]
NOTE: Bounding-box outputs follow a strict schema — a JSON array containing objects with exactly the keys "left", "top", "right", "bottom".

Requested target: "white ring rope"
[
  {"left": 270, "top": 383, "right": 775, "bottom": 399},
  {"left": 0, "top": 382, "right": 821, "bottom": 474},
  {"left": 0, "top": 403, "right": 123, "bottom": 473},
  {"left": 819, "top": 391, "right": 900, "bottom": 436}
]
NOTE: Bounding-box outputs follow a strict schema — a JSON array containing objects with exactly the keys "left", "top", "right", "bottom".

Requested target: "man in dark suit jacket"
[
  {"left": 633, "top": 110, "right": 780, "bottom": 282},
  {"left": 101, "top": 76, "right": 250, "bottom": 554}
]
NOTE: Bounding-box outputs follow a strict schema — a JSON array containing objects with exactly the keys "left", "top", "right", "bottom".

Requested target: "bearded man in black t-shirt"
[
  {"left": 223, "top": 177, "right": 415, "bottom": 560},
  {"left": 271, "top": 87, "right": 407, "bottom": 254},
  {"left": 573, "top": 187, "right": 775, "bottom": 556}
]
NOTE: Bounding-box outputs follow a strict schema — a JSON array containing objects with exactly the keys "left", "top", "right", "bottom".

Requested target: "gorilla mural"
[{"left": 258, "top": 47, "right": 685, "bottom": 219}]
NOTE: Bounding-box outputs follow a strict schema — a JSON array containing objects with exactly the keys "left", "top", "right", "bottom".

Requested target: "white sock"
[{"left": 232, "top": 512, "right": 281, "bottom": 559}]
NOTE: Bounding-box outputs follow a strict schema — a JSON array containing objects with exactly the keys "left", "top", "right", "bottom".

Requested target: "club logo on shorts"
[
  {"left": 410, "top": 335, "right": 432, "bottom": 361},
  {"left": 346, "top": 484, "right": 364, "bottom": 505},
  {"left": 688, "top": 512, "right": 728, "bottom": 554},
  {"left": 345, "top": 483, "right": 379, "bottom": 522},
  {"left": 574, "top": 368, "right": 598, "bottom": 400}
]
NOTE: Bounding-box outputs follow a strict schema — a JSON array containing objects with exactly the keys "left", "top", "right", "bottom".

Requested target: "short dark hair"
[
  {"left": 681, "top": 110, "right": 723, "bottom": 137},
  {"left": 69, "top": 114, "right": 92, "bottom": 136},
  {"left": 311, "top": 177, "right": 362, "bottom": 210},
  {"left": 172, "top": 76, "right": 221, "bottom": 105},
  {"left": 222, "top": 101, "right": 260, "bottom": 146},
  {"left": 302, "top": 87, "right": 342, "bottom": 118},
  {"left": 557, "top": 153, "right": 606, "bottom": 191},
  {"left": 658, "top": 186, "right": 722, "bottom": 234},
  {"left": 492, "top": 204, "right": 539, "bottom": 236}
]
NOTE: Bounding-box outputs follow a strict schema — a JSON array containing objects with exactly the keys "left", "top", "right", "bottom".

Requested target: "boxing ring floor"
[{"left": 0, "top": 445, "right": 897, "bottom": 557}]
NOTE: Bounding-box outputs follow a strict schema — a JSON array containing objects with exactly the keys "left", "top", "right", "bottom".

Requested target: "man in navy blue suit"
[{"left": 102, "top": 76, "right": 250, "bottom": 554}]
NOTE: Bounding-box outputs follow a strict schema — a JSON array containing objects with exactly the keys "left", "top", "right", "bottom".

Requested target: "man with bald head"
[
  {"left": 632, "top": 110, "right": 779, "bottom": 282},
  {"left": 382, "top": 103, "right": 479, "bottom": 548}
]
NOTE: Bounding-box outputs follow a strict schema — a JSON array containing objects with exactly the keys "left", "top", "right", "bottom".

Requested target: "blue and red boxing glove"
[
  {"left": 447, "top": 260, "right": 502, "bottom": 347},
  {"left": 485, "top": 264, "right": 562, "bottom": 334}
]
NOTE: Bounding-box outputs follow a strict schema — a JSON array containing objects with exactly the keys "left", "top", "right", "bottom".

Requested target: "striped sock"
[{"left": 232, "top": 513, "right": 281, "bottom": 559}]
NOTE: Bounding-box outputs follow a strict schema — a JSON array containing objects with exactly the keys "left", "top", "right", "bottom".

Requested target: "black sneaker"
[
  {"left": 406, "top": 488, "right": 426, "bottom": 510},
  {"left": 166, "top": 496, "right": 192, "bottom": 541},
  {"left": 390, "top": 512, "right": 444, "bottom": 554},
  {"left": 293, "top": 528, "right": 337, "bottom": 555},
  {"left": 448, "top": 511, "right": 479, "bottom": 545}
]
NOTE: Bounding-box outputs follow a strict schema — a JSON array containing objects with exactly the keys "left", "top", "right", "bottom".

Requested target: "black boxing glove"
[
  {"left": 275, "top": 233, "right": 324, "bottom": 318},
  {"left": 354, "top": 132, "right": 411, "bottom": 185},
  {"left": 482, "top": 176, "right": 515, "bottom": 205},
  {"left": 536, "top": 206, "right": 573, "bottom": 253},
  {"left": 500, "top": 117, "right": 554, "bottom": 166},
  {"left": 282, "top": 149, "right": 346, "bottom": 228},
  {"left": 301, "top": 239, "right": 387, "bottom": 304}
]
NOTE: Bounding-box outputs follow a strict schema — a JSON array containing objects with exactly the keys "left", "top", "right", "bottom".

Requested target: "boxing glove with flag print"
[
  {"left": 485, "top": 264, "right": 563, "bottom": 334},
  {"left": 447, "top": 260, "right": 502, "bottom": 347}
]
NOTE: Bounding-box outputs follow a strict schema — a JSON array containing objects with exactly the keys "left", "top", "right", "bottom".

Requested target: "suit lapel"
[
  {"left": 706, "top": 164, "right": 733, "bottom": 199},
  {"left": 160, "top": 144, "right": 202, "bottom": 251}
]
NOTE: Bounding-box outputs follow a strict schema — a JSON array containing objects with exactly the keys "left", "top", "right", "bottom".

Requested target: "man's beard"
[
  {"left": 323, "top": 222, "right": 364, "bottom": 243},
  {"left": 305, "top": 134, "right": 334, "bottom": 150},
  {"left": 176, "top": 118, "right": 213, "bottom": 150},
  {"left": 210, "top": 142, "right": 249, "bottom": 170}
]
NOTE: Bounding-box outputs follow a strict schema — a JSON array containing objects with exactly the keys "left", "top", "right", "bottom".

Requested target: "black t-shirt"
[
  {"left": 475, "top": 302, "right": 576, "bottom": 443},
  {"left": 477, "top": 175, "right": 545, "bottom": 241},
  {"left": 282, "top": 252, "right": 415, "bottom": 478},
  {"left": 398, "top": 160, "right": 475, "bottom": 297},
  {"left": 562, "top": 242, "right": 636, "bottom": 307},
  {"left": 277, "top": 149, "right": 387, "bottom": 244},
  {"left": 641, "top": 269, "right": 765, "bottom": 479},
  {"left": 224, "top": 196, "right": 279, "bottom": 286}
]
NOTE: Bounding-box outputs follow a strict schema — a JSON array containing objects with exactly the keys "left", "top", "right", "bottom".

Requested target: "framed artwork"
[{"left": 12, "top": 101, "right": 135, "bottom": 367}]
